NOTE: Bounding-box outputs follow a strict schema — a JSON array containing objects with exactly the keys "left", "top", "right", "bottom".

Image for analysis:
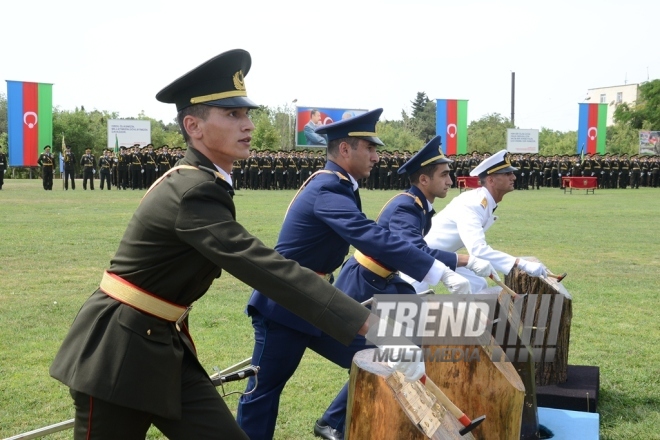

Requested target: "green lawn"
[{"left": 0, "top": 179, "right": 658, "bottom": 439}]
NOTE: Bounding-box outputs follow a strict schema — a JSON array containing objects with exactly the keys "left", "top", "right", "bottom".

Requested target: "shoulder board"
[
  {"left": 375, "top": 192, "right": 425, "bottom": 222},
  {"left": 480, "top": 197, "right": 488, "bottom": 210}
]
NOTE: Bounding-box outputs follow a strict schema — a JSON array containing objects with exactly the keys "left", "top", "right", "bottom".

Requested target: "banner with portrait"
[
  {"left": 639, "top": 131, "right": 660, "bottom": 155},
  {"left": 295, "top": 106, "right": 367, "bottom": 147}
]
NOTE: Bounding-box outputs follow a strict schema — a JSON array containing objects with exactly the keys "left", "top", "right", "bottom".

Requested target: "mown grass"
[{"left": 0, "top": 179, "right": 658, "bottom": 439}]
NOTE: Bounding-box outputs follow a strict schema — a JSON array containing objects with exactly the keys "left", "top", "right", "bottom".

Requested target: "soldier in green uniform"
[
  {"left": 80, "top": 148, "right": 96, "bottom": 190},
  {"left": 98, "top": 149, "right": 113, "bottom": 190},
  {"left": 63, "top": 144, "right": 76, "bottom": 190},
  {"left": 50, "top": 49, "right": 372, "bottom": 440},
  {"left": 38, "top": 145, "right": 55, "bottom": 190}
]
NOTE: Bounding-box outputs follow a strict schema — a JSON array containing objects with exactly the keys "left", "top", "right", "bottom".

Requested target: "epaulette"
[
  {"left": 376, "top": 192, "right": 426, "bottom": 221},
  {"left": 480, "top": 197, "right": 488, "bottom": 210},
  {"left": 198, "top": 165, "right": 229, "bottom": 184}
]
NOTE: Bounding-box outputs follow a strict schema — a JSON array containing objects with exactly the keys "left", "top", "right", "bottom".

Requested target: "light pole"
[{"left": 289, "top": 99, "right": 297, "bottom": 150}]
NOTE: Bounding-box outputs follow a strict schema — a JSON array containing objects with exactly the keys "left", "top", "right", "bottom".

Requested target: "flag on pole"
[
  {"left": 577, "top": 103, "right": 607, "bottom": 155},
  {"left": 436, "top": 99, "right": 468, "bottom": 155},
  {"left": 6, "top": 81, "right": 53, "bottom": 166},
  {"left": 114, "top": 134, "right": 119, "bottom": 155}
]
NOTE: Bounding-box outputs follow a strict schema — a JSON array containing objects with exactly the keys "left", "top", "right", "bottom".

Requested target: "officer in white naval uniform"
[{"left": 402, "top": 149, "right": 547, "bottom": 293}]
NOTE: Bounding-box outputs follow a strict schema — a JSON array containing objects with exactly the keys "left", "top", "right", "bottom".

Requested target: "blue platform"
[{"left": 538, "top": 407, "right": 599, "bottom": 439}]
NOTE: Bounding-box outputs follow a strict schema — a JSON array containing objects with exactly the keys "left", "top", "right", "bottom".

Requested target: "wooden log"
[
  {"left": 421, "top": 302, "right": 525, "bottom": 440},
  {"left": 505, "top": 257, "right": 573, "bottom": 386},
  {"left": 346, "top": 349, "right": 475, "bottom": 440}
]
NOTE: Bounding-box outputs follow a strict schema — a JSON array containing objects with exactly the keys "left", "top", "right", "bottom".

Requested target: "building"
[{"left": 584, "top": 83, "right": 640, "bottom": 126}]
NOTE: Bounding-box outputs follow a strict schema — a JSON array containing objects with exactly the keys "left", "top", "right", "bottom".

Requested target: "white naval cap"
[{"left": 470, "top": 150, "right": 518, "bottom": 177}]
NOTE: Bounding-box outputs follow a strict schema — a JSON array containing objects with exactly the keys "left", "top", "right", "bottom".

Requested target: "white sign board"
[
  {"left": 506, "top": 129, "right": 539, "bottom": 153},
  {"left": 107, "top": 119, "right": 151, "bottom": 150}
]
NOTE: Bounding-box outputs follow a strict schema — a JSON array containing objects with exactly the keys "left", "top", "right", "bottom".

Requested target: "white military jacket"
[{"left": 424, "top": 186, "right": 517, "bottom": 274}]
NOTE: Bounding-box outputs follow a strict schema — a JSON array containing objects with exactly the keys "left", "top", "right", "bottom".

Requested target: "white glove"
[
  {"left": 516, "top": 259, "right": 548, "bottom": 277},
  {"left": 440, "top": 270, "right": 471, "bottom": 294},
  {"left": 92, "top": 169, "right": 96, "bottom": 174},
  {"left": 466, "top": 255, "right": 498, "bottom": 280},
  {"left": 382, "top": 346, "right": 425, "bottom": 381},
  {"left": 141, "top": 169, "right": 145, "bottom": 174}
]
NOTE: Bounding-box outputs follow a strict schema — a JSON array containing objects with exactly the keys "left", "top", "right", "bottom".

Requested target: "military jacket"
[{"left": 50, "top": 148, "right": 369, "bottom": 419}]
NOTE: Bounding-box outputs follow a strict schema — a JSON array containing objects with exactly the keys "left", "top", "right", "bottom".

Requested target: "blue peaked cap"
[
  {"left": 314, "top": 108, "right": 384, "bottom": 146},
  {"left": 398, "top": 135, "right": 452, "bottom": 175}
]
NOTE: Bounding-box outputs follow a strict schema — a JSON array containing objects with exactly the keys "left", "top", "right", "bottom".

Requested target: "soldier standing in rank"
[
  {"left": 38, "top": 145, "right": 55, "bottom": 190},
  {"left": 530, "top": 154, "right": 541, "bottom": 189},
  {"left": 601, "top": 154, "right": 611, "bottom": 189},
  {"left": 232, "top": 159, "right": 244, "bottom": 190},
  {"left": 158, "top": 145, "right": 172, "bottom": 178},
  {"left": 80, "top": 148, "right": 96, "bottom": 190},
  {"left": 389, "top": 150, "right": 402, "bottom": 189},
  {"left": 619, "top": 154, "right": 630, "bottom": 189},
  {"left": 260, "top": 150, "right": 272, "bottom": 190},
  {"left": 246, "top": 149, "right": 260, "bottom": 189},
  {"left": 650, "top": 156, "right": 660, "bottom": 187},
  {"left": 640, "top": 156, "right": 650, "bottom": 187},
  {"left": 63, "top": 144, "right": 76, "bottom": 190},
  {"left": 273, "top": 151, "right": 286, "bottom": 190},
  {"left": 286, "top": 152, "right": 298, "bottom": 189},
  {"left": 377, "top": 151, "right": 390, "bottom": 189},
  {"left": 558, "top": 155, "right": 570, "bottom": 189},
  {"left": 610, "top": 154, "right": 620, "bottom": 188},
  {"left": 117, "top": 147, "right": 129, "bottom": 190},
  {"left": 98, "top": 149, "right": 113, "bottom": 190},
  {"left": 143, "top": 144, "right": 157, "bottom": 188},
  {"left": 592, "top": 154, "right": 602, "bottom": 188},
  {"left": 630, "top": 155, "right": 641, "bottom": 189},
  {"left": 130, "top": 145, "right": 143, "bottom": 190},
  {"left": 0, "top": 147, "right": 7, "bottom": 190},
  {"left": 519, "top": 154, "right": 530, "bottom": 190}
]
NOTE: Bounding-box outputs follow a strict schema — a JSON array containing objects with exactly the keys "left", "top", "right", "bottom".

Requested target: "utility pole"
[{"left": 511, "top": 72, "right": 515, "bottom": 127}]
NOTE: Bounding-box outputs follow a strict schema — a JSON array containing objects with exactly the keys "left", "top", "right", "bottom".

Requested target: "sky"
[{"left": 2, "top": 0, "right": 658, "bottom": 133}]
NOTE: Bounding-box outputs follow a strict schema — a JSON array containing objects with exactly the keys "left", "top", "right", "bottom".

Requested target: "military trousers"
[
  {"left": 236, "top": 313, "right": 369, "bottom": 439},
  {"left": 69, "top": 349, "right": 248, "bottom": 440}
]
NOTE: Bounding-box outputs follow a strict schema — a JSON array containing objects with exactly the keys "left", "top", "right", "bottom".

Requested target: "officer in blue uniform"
[
  {"left": 334, "top": 135, "right": 497, "bottom": 303},
  {"left": 237, "top": 113, "right": 488, "bottom": 440}
]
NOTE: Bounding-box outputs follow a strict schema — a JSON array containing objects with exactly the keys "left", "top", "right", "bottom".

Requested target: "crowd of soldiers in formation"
[
  {"left": 232, "top": 150, "right": 660, "bottom": 191},
  {"left": 39, "top": 145, "right": 660, "bottom": 191},
  {"left": 50, "top": 144, "right": 187, "bottom": 190}
]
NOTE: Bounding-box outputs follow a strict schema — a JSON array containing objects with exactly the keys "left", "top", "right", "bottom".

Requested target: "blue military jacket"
[
  {"left": 247, "top": 161, "right": 456, "bottom": 335},
  {"left": 334, "top": 185, "right": 457, "bottom": 303}
]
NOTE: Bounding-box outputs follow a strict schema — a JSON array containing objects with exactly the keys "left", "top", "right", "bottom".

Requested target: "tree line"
[{"left": 1, "top": 80, "right": 658, "bottom": 170}]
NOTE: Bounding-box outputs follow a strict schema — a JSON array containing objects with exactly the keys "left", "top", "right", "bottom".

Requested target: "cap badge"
[{"left": 233, "top": 70, "right": 246, "bottom": 91}]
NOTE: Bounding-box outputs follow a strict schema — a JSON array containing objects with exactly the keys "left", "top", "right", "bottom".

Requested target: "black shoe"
[{"left": 314, "top": 419, "right": 343, "bottom": 440}]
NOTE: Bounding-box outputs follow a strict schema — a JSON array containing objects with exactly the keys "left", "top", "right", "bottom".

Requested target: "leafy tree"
[
  {"left": 606, "top": 124, "right": 639, "bottom": 155},
  {"left": 411, "top": 92, "right": 430, "bottom": 119},
  {"left": 613, "top": 79, "right": 660, "bottom": 130},
  {"left": 250, "top": 107, "right": 280, "bottom": 151},
  {"left": 0, "top": 93, "right": 7, "bottom": 138},
  {"left": 467, "top": 113, "right": 514, "bottom": 153},
  {"left": 377, "top": 120, "right": 425, "bottom": 152},
  {"left": 538, "top": 128, "right": 577, "bottom": 156}
]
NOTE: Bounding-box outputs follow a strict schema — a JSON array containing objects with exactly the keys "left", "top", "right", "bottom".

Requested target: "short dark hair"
[
  {"left": 177, "top": 104, "right": 212, "bottom": 146},
  {"left": 327, "top": 137, "right": 360, "bottom": 158},
  {"left": 409, "top": 163, "right": 441, "bottom": 185}
]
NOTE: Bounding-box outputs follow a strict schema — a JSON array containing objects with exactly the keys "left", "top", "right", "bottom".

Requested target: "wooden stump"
[
  {"left": 505, "top": 257, "right": 573, "bottom": 386},
  {"left": 424, "top": 340, "right": 525, "bottom": 440},
  {"left": 346, "top": 349, "right": 475, "bottom": 440}
]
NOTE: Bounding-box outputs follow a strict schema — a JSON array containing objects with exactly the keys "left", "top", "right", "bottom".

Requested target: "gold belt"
[
  {"left": 99, "top": 271, "right": 191, "bottom": 330},
  {"left": 354, "top": 250, "right": 396, "bottom": 279}
]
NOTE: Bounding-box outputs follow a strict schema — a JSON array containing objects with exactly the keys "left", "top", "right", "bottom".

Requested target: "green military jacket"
[{"left": 50, "top": 147, "right": 369, "bottom": 419}]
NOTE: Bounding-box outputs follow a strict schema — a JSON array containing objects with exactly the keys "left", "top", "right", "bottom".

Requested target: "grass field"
[{"left": 0, "top": 179, "right": 659, "bottom": 439}]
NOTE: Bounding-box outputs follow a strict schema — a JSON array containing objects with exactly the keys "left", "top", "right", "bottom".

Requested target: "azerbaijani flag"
[
  {"left": 577, "top": 103, "right": 607, "bottom": 155},
  {"left": 6, "top": 81, "right": 53, "bottom": 167},
  {"left": 436, "top": 99, "right": 468, "bottom": 155}
]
